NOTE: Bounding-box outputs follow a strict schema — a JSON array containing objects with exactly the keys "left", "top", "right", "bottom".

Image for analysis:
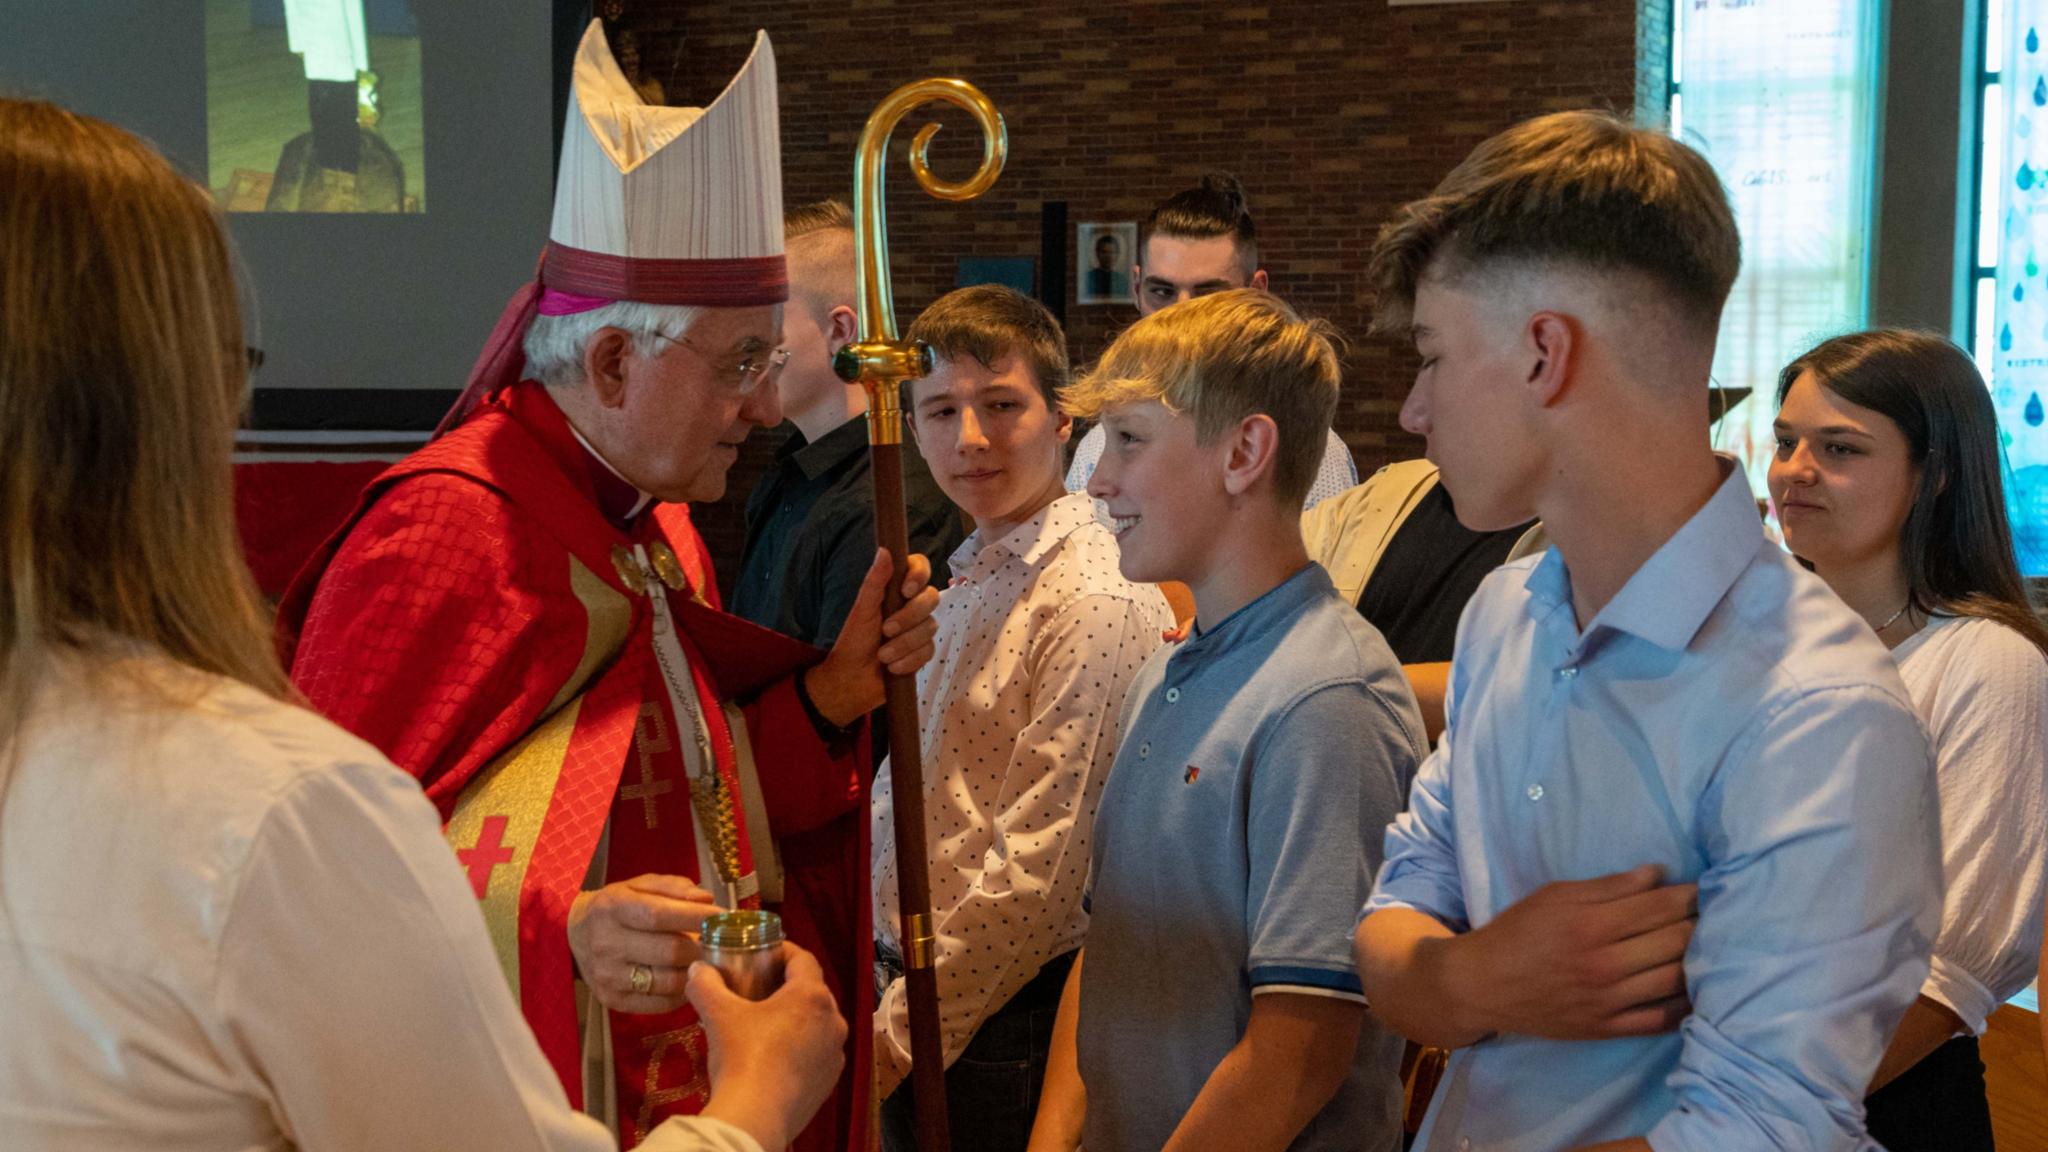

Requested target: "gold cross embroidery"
[
  {"left": 634, "top": 1024, "right": 710, "bottom": 1144},
  {"left": 624, "top": 702, "right": 676, "bottom": 829}
]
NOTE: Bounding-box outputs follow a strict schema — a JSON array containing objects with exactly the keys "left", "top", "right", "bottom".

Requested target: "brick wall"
[{"left": 613, "top": 0, "right": 1652, "bottom": 586}]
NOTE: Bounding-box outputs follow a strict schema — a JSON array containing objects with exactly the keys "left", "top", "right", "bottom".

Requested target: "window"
[
  {"left": 1978, "top": 0, "right": 2048, "bottom": 570},
  {"left": 1972, "top": 0, "right": 2005, "bottom": 381},
  {"left": 1670, "top": 0, "right": 1884, "bottom": 501}
]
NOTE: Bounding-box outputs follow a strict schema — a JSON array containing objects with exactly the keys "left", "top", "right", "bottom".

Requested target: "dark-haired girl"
[{"left": 1771, "top": 328, "right": 2048, "bottom": 1152}]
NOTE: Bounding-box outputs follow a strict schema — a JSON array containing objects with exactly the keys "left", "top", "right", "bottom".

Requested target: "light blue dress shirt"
[{"left": 1363, "top": 463, "right": 1942, "bottom": 1152}]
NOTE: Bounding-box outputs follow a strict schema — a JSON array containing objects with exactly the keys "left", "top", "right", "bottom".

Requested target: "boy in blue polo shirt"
[{"left": 1028, "top": 289, "right": 1423, "bottom": 1152}]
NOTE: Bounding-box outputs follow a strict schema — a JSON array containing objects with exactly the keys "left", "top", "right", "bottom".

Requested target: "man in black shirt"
[
  {"left": 1354, "top": 480, "right": 1532, "bottom": 665},
  {"left": 1303, "top": 458, "right": 1542, "bottom": 740},
  {"left": 732, "top": 200, "right": 966, "bottom": 646}
]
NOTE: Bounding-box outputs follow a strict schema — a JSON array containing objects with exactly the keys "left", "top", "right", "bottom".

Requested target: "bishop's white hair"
[{"left": 521, "top": 300, "right": 703, "bottom": 388}]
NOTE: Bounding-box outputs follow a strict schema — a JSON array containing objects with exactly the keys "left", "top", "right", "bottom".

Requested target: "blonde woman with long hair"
[{"left": 0, "top": 99, "right": 841, "bottom": 1152}]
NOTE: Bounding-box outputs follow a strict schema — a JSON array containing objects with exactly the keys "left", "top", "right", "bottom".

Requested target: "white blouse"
[
  {"left": 0, "top": 650, "right": 754, "bottom": 1152},
  {"left": 1893, "top": 615, "right": 2048, "bottom": 1035}
]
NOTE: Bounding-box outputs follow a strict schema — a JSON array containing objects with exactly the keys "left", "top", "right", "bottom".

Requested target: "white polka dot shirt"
[{"left": 871, "top": 492, "right": 1174, "bottom": 1094}]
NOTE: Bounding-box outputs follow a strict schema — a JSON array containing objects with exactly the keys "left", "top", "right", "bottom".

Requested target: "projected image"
[{"left": 206, "top": 0, "right": 425, "bottom": 213}]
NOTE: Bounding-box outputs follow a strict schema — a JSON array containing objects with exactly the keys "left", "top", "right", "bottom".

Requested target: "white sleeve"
[
  {"left": 1302, "top": 429, "right": 1358, "bottom": 511},
  {"left": 212, "top": 758, "right": 616, "bottom": 1152},
  {"left": 1063, "top": 425, "right": 1103, "bottom": 494},
  {"left": 1918, "top": 625, "right": 2048, "bottom": 1034}
]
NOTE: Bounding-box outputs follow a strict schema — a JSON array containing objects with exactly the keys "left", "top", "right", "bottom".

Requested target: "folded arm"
[
  {"left": 1358, "top": 719, "right": 1695, "bottom": 1050},
  {"left": 1644, "top": 688, "right": 1942, "bottom": 1151}
]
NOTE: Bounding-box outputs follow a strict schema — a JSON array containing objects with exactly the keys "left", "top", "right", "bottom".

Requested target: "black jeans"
[
  {"left": 880, "top": 950, "right": 1078, "bottom": 1152},
  {"left": 1864, "top": 1034, "right": 1995, "bottom": 1152}
]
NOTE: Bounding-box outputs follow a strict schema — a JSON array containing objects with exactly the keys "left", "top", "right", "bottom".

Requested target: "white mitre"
[
  {"left": 543, "top": 18, "right": 786, "bottom": 301},
  {"left": 445, "top": 21, "right": 788, "bottom": 432}
]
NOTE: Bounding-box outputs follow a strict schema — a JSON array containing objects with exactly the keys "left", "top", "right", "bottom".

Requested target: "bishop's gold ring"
[{"left": 629, "top": 963, "right": 654, "bottom": 995}]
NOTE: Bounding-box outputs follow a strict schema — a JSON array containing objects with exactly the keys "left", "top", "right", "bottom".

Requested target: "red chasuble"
[{"left": 278, "top": 383, "right": 869, "bottom": 1151}]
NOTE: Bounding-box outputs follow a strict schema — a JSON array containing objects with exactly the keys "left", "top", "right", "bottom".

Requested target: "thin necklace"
[{"left": 1874, "top": 602, "right": 1910, "bottom": 633}]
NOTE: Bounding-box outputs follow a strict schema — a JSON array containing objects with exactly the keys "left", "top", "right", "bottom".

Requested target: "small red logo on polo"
[{"left": 1183, "top": 765, "right": 1200, "bottom": 784}]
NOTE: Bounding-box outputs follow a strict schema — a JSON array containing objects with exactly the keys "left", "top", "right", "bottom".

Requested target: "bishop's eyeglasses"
[{"left": 650, "top": 331, "right": 789, "bottom": 396}]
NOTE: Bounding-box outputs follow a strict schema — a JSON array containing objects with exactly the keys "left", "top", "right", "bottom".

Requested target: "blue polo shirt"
[
  {"left": 1078, "top": 563, "right": 1423, "bottom": 1152},
  {"left": 1364, "top": 462, "right": 1942, "bottom": 1151}
]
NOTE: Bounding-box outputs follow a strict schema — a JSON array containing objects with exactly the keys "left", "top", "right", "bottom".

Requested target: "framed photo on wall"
[{"left": 1076, "top": 221, "right": 1136, "bottom": 305}]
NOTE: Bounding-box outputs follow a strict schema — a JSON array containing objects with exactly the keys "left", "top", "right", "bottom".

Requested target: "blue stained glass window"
[{"left": 1985, "top": 0, "right": 2048, "bottom": 570}]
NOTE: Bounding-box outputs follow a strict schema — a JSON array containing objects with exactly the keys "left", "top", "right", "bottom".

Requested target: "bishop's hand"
[
  {"left": 803, "top": 547, "right": 940, "bottom": 728},
  {"left": 567, "top": 873, "right": 724, "bottom": 1014}
]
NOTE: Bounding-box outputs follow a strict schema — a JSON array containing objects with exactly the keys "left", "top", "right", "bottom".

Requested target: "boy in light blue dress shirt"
[{"left": 1353, "top": 111, "right": 1942, "bottom": 1151}]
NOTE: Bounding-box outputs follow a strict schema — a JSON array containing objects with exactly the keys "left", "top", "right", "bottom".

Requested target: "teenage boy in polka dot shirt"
[{"left": 871, "top": 285, "right": 1173, "bottom": 1152}]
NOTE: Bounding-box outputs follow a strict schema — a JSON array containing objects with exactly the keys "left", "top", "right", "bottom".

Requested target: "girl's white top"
[
  {"left": 1892, "top": 614, "right": 2048, "bottom": 1034},
  {"left": 0, "top": 649, "right": 753, "bottom": 1152}
]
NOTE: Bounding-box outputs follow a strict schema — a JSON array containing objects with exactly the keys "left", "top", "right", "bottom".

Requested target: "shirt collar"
[
  {"left": 1183, "top": 561, "right": 1333, "bottom": 654},
  {"left": 951, "top": 492, "right": 1098, "bottom": 578},
  {"left": 1528, "top": 457, "right": 1764, "bottom": 652},
  {"left": 783, "top": 414, "right": 872, "bottom": 481},
  {"left": 565, "top": 422, "right": 654, "bottom": 527}
]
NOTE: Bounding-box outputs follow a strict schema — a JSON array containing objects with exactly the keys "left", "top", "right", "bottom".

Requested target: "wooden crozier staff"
[{"left": 832, "top": 80, "right": 1007, "bottom": 1152}]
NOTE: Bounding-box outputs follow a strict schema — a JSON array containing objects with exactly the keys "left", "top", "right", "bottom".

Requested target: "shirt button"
[
  {"left": 1557, "top": 666, "right": 1579, "bottom": 680},
  {"left": 1166, "top": 687, "right": 1181, "bottom": 703},
  {"left": 1139, "top": 742, "right": 1150, "bottom": 758},
  {"left": 1527, "top": 784, "right": 1545, "bottom": 801}
]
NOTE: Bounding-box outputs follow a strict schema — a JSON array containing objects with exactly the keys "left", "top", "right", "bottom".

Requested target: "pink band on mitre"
[{"left": 536, "top": 288, "right": 614, "bottom": 316}]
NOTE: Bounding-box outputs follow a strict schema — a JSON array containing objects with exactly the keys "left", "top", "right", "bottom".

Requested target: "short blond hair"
[
  {"left": 1368, "top": 110, "right": 1739, "bottom": 338},
  {"left": 784, "top": 199, "right": 856, "bottom": 324},
  {"left": 784, "top": 198, "right": 853, "bottom": 240},
  {"left": 1062, "top": 289, "right": 1338, "bottom": 506}
]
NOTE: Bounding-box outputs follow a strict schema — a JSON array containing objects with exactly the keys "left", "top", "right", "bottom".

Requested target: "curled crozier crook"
[
  {"left": 842, "top": 78, "right": 1007, "bottom": 350},
  {"left": 906, "top": 107, "right": 1005, "bottom": 202}
]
